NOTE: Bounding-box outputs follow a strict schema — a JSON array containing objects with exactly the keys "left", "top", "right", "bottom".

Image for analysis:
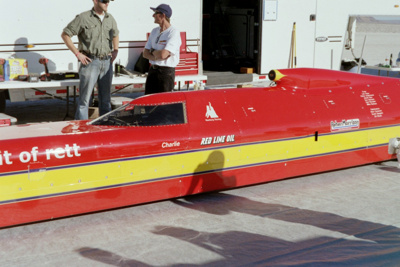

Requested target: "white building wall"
[{"left": 260, "top": 0, "right": 400, "bottom": 74}]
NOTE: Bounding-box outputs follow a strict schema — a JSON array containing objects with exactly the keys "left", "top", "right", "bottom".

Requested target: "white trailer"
[
  {"left": 0, "top": 0, "right": 204, "bottom": 111},
  {"left": 259, "top": 0, "right": 400, "bottom": 73}
]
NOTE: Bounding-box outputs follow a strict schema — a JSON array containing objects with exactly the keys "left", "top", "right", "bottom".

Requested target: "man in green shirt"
[{"left": 61, "top": 0, "right": 119, "bottom": 120}]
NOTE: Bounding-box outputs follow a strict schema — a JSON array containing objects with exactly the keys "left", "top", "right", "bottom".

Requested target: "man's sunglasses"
[{"left": 99, "top": 0, "right": 111, "bottom": 3}]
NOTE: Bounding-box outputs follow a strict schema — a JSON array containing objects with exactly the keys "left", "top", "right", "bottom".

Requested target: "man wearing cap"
[
  {"left": 143, "top": 4, "right": 181, "bottom": 95},
  {"left": 61, "top": 0, "right": 119, "bottom": 120}
]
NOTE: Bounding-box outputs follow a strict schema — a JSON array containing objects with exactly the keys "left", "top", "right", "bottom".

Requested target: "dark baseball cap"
[{"left": 150, "top": 4, "right": 172, "bottom": 18}]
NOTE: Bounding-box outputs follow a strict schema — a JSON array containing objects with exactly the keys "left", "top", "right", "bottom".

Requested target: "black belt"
[
  {"left": 151, "top": 65, "right": 174, "bottom": 69},
  {"left": 81, "top": 52, "right": 111, "bottom": 60}
]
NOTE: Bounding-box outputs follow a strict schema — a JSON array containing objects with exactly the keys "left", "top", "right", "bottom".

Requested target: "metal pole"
[{"left": 357, "top": 35, "right": 367, "bottom": 74}]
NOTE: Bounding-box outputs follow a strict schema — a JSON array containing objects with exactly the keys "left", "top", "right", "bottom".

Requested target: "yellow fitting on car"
[{"left": 268, "top": 69, "right": 286, "bottom": 81}]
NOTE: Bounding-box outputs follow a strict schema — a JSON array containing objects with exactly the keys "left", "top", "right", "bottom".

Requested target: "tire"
[{"left": 0, "top": 91, "right": 6, "bottom": 113}]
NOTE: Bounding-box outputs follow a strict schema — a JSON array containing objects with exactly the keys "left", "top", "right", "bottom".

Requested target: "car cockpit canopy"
[{"left": 90, "top": 102, "right": 187, "bottom": 127}]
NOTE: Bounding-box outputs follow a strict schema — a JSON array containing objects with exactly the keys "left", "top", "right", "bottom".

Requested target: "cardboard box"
[
  {"left": 240, "top": 67, "right": 253, "bottom": 74},
  {"left": 6, "top": 58, "right": 28, "bottom": 80},
  {"left": 237, "top": 83, "right": 253, "bottom": 88},
  {"left": 88, "top": 107, "right": 99, "bottom": 119}
]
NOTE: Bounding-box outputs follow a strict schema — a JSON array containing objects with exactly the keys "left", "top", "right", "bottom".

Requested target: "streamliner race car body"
[{"left": 0, "top": 68, "right": 399, "bottom": 228}]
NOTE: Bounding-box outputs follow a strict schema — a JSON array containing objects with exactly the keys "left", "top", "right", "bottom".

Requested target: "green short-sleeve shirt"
[{"left": 63, "top": 9, "right": 119, "bottom": 56}]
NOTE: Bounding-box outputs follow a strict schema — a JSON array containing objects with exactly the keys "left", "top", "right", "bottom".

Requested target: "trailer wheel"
[{"left": 0, "top": 91, "right": 6, "bottom": 113}]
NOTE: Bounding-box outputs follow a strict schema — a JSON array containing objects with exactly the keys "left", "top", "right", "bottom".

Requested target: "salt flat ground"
[{"left": 0, "top": 159, "right": 399, "bottom": 266}]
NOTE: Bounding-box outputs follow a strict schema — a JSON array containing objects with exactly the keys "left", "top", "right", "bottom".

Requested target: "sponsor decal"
[
  {"left": 162, "top": 141, "right": 181, "bottom": 148},
  {"left": 330, "top": 119, "right": 360, "bottom": 132},
  {"left": 315, "top": 36, "right": 328, "bottom": 42},
  {"left": 370, "top": 108, "right": 383, "bottom": 118},
  {"left": 0, "top": 119, "right": 11, "bottom": 127},
  {"left": 0, "top": 143, "right": 81, "bottom": 166},
  {"left": 360, "top": 91, "right": 377, "bottom": 106},
  {"left": 205, "top": 102, "right": 221, "bottom": 121},
  {"left": 200, "top": 135, "right": 235, "bottom": 146}
]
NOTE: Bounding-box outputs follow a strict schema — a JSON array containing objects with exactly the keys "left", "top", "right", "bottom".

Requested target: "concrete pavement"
[{"left": 0, "top": 160, "right": 399, "bottom": 266}]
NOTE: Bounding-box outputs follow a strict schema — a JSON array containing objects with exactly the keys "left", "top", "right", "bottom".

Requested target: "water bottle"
[{"left": 4, "top": 60, "right": 9, "bottom": 81}]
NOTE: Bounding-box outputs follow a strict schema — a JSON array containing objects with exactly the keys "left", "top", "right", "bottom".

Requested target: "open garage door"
[{"left": 202, "top": 0, "right": 262, "bottom": 73}]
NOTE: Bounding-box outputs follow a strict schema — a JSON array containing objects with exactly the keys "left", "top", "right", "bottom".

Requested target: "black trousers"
[{"left": 145, "top": 66, "right": 175, "bottom": 95}]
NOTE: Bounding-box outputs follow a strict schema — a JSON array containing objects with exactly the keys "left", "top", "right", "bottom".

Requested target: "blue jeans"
[{"left": 75, "top": 58, "right": 113, "bottom": 120}]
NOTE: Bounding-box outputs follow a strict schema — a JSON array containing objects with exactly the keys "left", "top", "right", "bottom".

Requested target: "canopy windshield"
[{"left": 90, "top": 102, "right": 187, "bottom": 127}]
